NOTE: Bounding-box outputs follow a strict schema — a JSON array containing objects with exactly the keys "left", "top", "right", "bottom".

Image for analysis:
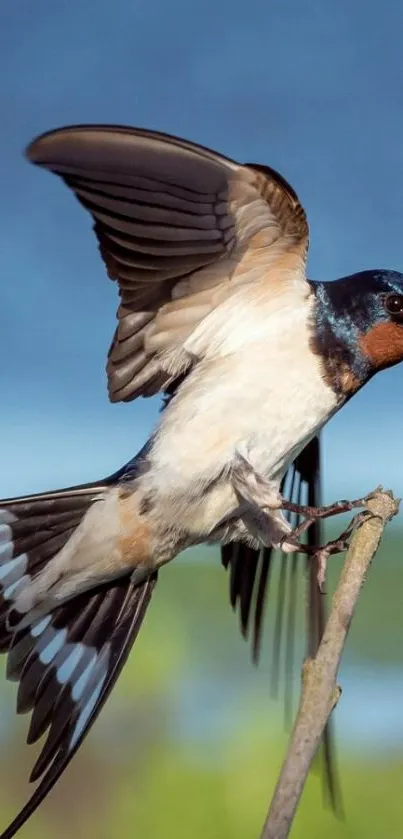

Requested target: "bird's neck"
[{"left": 309, "top": 279, "right": 372, "bottom": 401}]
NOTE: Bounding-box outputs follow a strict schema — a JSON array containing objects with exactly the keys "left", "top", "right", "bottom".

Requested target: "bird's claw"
[
  {"left": 281, "top": 509, "right": 372, "bottom": 591},
  {"left": 316, "top": 547, "right": 331, "bottom": 592},
  {"left": 315, "top": 509, "right": 372, "bottom": 589}
]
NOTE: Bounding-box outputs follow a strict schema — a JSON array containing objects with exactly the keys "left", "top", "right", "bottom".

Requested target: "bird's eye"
[{"left": 384, "top": 293, "right": 403, "bottom": 318}]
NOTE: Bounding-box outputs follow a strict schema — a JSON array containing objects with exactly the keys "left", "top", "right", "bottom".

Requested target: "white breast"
[{"left": 145, "top": 288, "right": 338, "bottom": 536}]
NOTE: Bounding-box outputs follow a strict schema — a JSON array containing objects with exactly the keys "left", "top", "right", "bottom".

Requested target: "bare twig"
[{"left": 260, "top": 487, "right": 399, "bottom": 839}]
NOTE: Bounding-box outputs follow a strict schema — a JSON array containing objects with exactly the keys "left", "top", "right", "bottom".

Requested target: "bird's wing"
[
  {"left": 26, "top": 124, "right": 309, "bottom": 403},
  {"left": 221, "top": 436, "right": 341, "bottom": 812}
]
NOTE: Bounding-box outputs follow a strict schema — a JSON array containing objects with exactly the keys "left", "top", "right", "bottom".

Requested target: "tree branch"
[{"left": 260, "top": 487, "right": 399, "bottom": 839}]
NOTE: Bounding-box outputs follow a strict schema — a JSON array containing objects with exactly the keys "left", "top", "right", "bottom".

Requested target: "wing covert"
[{"left": 26, "top": 124, "right": 309, "bottom": 403}]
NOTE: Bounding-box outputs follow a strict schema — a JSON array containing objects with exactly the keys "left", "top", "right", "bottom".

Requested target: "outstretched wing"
[
  {"left": 221, "top": 436, "right": 341, "bottom": 811},
  {"left": 26, "top": 124, "right": 309, "bottom": 403}
]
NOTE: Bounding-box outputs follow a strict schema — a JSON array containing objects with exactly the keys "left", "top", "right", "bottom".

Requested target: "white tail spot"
[
  {"left": 0, "top": 553, "right": 28, "bottom": 584},
  {"left": 39, "top": 628, "right": 67, "bottom": 665},
  {"left": 0, "top": 525, "right": 12, "bottom": 545},
  {"left": 31, "top": 615, "right": 52, "bottom": 638},
  {"left": 56, "top": 644, "right": 86, "bottom": 685},
  {"left": 0, "top": 510, "right": 17, "bottom": 525},
  {"left": 72, "top": 653, "right": 98, "bottom": 701}
]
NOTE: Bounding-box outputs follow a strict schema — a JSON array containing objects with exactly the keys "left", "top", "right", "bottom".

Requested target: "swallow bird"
[{"left": 1, "top": 124, "right": 403, "bottom": 838}]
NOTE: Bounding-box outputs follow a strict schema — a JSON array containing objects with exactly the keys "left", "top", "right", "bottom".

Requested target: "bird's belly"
[{"left": 146, "top": 335, "right": 338, "bottom": 539}]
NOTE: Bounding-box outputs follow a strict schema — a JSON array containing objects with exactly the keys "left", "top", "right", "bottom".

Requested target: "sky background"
[{"left": 1, "top": 0, "right": 403, "bottom": 504}]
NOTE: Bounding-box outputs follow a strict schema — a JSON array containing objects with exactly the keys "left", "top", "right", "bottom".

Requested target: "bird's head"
[{"left": 311, "top": 269, "right": 403, "bottom": 398}]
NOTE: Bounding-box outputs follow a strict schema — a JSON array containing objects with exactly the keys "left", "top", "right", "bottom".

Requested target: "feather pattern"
[
  {"left": 26, "top": 124, "right": 309, "bottom": 404},
  {"left": 0, "top": 574, "right": 156, "bottom": 839},
  {"left": 0, "top": 484, "right": 157, "bottom": 839},
  {"left": 0, "top": 488, "right": 104, "bottom": 642}
]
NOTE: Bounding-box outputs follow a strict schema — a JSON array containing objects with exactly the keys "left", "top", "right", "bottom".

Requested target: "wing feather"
[{"left": 27, "top": 124, "right": 309, "bottom": 403}]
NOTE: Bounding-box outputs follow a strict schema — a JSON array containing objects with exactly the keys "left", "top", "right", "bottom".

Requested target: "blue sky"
[{"left": 1, "top": 0, "right": 403, "bottom": 503}]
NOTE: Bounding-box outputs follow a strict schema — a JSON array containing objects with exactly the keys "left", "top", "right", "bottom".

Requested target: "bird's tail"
[{"left": 0, "top": 478, "right": 157, "bottom": 839}]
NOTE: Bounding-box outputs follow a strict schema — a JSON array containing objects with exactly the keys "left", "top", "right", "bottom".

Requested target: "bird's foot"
[
  {"left": 281, "top": 494, "right": 368, "bottom": 522},
  {"left": 231, "top": 450, "right": 375, "bottom": 588},
  {"left": 282, "top": 510, "right": 372, "bottom": 591}
]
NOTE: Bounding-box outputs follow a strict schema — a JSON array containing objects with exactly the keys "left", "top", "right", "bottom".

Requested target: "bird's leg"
[
  {"left": 231, "top": 449, "right": 283, "bottom": 511},
  {"left": 230, "top": 449, "right": 292, "bottom": 550},
  {"left": 232, "top": 449, "right": 369, "bottom": 522},
  {"left": 281, "top": 496, "right": 368, "bottom": 520},
  {"left": 282, "top": 496, "right": 368, "bottom": 544},
  {"left": 231, "top": 449, "right": 374, "bottom": 590},
  {"left": 280, "top": 493, "right": 376, "bottom": 590},
  {"left": 283, "top": 510, "right": 373, "bottom": 590}
]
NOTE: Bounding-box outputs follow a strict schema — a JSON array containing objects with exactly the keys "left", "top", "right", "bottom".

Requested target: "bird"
[{"left": 1, "top": 123, "right": 403, "bottom": 838}]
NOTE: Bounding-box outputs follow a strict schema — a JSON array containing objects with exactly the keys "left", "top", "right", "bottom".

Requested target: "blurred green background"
[{"left": 0, "top": 528, "right": 402, "bottom": 839}]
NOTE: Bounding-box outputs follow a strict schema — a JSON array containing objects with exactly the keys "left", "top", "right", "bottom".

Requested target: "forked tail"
[{"left": 0, "top": 479, "right": 157, "bottom": 839}]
